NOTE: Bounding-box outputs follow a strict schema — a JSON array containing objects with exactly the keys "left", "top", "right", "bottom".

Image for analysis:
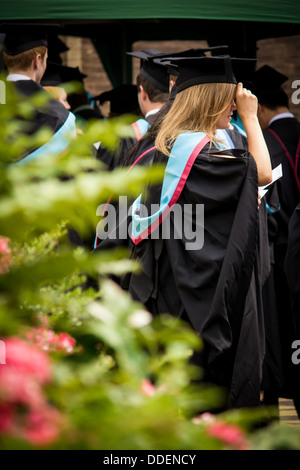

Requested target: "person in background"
[
  {"left": 96, "top": 49, "right": 170, "bottom": 170},
  {"left": 285, "top": 202, "right": 300, "bottom": 351},
  {"left": 41, "top": 61, "right": 103, "bottom": 125},
  {"left": 43, "top": 85, "right": 71, "bottom": 110},
  {"left": 92, "top": 84, "right": 142, "bottom": 119},
  {"left": 285, "top": 202, "right": 300, "bottom": 417},
  {"left": 1, "top": 23, "right": 76, "bottom": 163},
  {"left": 251, "top": 65, "right": 300, "bottom": 417}
]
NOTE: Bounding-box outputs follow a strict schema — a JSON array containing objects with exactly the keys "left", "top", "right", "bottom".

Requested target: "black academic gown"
[
  {"left": 94, "top": 129, "right": 269, "bottom": 409},
  {"left": 264, "top": 117, "right": 300, "bottom": 246},
  {"left": 285, "top": 202, "right": 300, "bottom": 336},
  {"left": 127, "top": 142, "right": 264, "bottom": 409},
  {"left": 285, "top": 202, "right": 300, "bottom": 417},
  {"left": 9, "top": 79, "right": 83, "bottom": 251},
  {"left": 93, "top": 126, "right": 249, "bottom": 254},
  {"left": 96, "top": 113, "right": 158, "bottom": 170},
  {"left": 262, "top": 117, "right": 300, "bottom": 402},
  {"left": 96, "top": 133, "right": 137, "bottom": 170},
  {"left": 13, "top": 79, "right": 70, "bottom": 135},
  {"left": 9, "top": 79, "right": 73, "bottom": 161}
]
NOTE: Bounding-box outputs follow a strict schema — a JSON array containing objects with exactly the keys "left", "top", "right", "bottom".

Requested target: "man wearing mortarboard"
[
  {"left": 1, "top": 23, "right": 76, "bottom": 163},
  {"left": 252, "top": 65, "right": 300, "bottom": 418}
]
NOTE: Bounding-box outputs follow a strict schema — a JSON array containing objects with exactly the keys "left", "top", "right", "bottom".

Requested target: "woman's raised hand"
[
  {"left": 235, "top": 82, "right": 258, "bottom": 121},
  {"left": 234, "top": 83, "right": 272, "bottom": 186}
]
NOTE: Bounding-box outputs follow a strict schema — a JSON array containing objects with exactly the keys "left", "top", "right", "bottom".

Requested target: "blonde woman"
[{"left": 126, "top": 55, "right": 272, "bottom": 410}]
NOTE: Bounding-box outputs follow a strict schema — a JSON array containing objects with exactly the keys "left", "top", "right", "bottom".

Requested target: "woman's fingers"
[
  {"left": 236, "top": 82, "right": 253, "bottom": 96},
  {"left": 236, "top": 82, "right": 258, "bottom": 117}
]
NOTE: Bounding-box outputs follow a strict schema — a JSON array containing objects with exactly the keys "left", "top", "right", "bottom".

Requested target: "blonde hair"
[
  {"left": 44, "top": 86, "right": 65, "bottom": 101},
  {"left": 155, "top": 82, "right": 236, "bottom": 156},
  {"left": 3, "top": 46, "right": 47, "bottom": 73}
]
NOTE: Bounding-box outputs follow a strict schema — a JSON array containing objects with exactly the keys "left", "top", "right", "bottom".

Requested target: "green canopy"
[
  {"left": 1, "top": 0, "right": 300, "bottom": 23},
  {"left": 1, "top": 0, "right": 299, "bottom": 86}
]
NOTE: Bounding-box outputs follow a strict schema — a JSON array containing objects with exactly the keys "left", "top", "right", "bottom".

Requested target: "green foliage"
[
  {"left": 250, "top": 421, "right": 300, "bottom": 450},
  {"left": 0, "top": 80, "right": 299, "bottom": 451}
]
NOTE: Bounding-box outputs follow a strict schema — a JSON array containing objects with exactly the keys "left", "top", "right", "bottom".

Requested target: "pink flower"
[
  {"left": 26, "top": 326, "right": 76, "bottom": 355},
  {"left": 1, "top": 337, "right": 51, "bottom": 384},
  {"left": 0, "top": 403, "right": 64, "bottom": 446},
  {"left": 23, "top": 406, "right": 63, "bottom": 446},
  {"left": 57, "top": 332, "right": 76, "bottom": 354},
  {"left": 192, "top": 412, "right": 216, "bottom": 425},
  {"left": 26, "top": 327, "right": 58, "bottom": 352},
  {"left": 0, "top": 404, "right": 14, "bottom": 432},
  {"left": 0, "top": 237, "right": 10, "bottom": 255},
  {"left": 206, "top": 421, "right": 249, "bottom": 450},
  {"left": 0, "top": 337, "right": 64, "bottom": 446},
  {"left": 141, "top": 378, "right": 156, "bottom": 397},
  {"left": 0, "top": 236, "right": 11, "bottom": 274},
  {"left": 0, "top": 367, "right": 45, "bottom": 407}
]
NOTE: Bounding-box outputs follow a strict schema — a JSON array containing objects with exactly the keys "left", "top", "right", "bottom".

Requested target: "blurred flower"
[
  {"left": 141, "top": 378, "right": 156, "bottom": 397},
  {"left": 26, "top": 325, "right": 76, "bottom": 355},
  {"left": 0, "top": 236, "right": 11, "bottom": 274},
  {"left": 0, "top": 337, "right": 64, "bottom": 446},
  {"left": 23, "top": 406, "right": 64, "bottom": 445},
  {"left": 206, "top": 421, "right": 249, "bottom": 450},
  {"left": 0, "top": 404, "right": 14, "bottom": 433},
  {"left": 192, "top": 411, "right": 250, "bottom": 450},
  {"left": 192, "top": 412, "right": 216, "bottom": 425},
  {"left": 1, "top": 337, "right": 51, "bottom": 385},
  {"left": 0, "top": 366, "right": 45, "bottom": 407},
  {"left": 88, "top": 301, "right": 116, "bottom": 325},
  {"left": 128, "top": 309, "right": 152, "bottom": 329},
  {"left": 0, "top": 403, "right": 64, "bottom": 446},
  {"left": 57, "top": 332, "right": 76, "bottom": 354}
]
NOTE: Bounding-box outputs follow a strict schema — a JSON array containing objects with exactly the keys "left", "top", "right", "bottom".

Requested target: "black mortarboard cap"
[
  {"left": 165, "top": 55, "right": 237, "bottom": 93},
  {"left": 153, "top": 45, "right": 229, "bottom": 77},
  {"left": 169, "top": 82, "right": 177, "bottom": 102},
  {"left": 230, "top": 57, "right": 257, "bottom": 84},
  {"left": 250, "top": 64, "right": 288, "bottom": 95},
  {"left": 47, "top": 35, "right": 69, "bottom": 64},
  {"left": 126, "top": 49, "right": 170, "bottom": 93},
  {"left": 40, "top": 61, "right": 87, "bottom": 86},
  {"left": 91, "top": 84, "right": 139, "bottom": 115},
  {"left": 0, "top": 23, "right": 60, "bottom": 56}
]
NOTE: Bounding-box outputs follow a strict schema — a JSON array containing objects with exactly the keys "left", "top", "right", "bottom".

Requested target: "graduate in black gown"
[
  {"left": 285, "top": 203, "right": 300, "bottom": 416},
  {"left": 251, "top": 66, "right": 300, "bottom": 415},
  {"left": 97, "top": 54, "right": 272, "bottom": 409},
  {"left": 1, "top": 23, "right": 76, "bottom": 163},
  {"left": 93, "top": 47, "right": 246, "bottom": 253},
  {"left": 285, "top": 203, "right": 300, "bottom": 336}
]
